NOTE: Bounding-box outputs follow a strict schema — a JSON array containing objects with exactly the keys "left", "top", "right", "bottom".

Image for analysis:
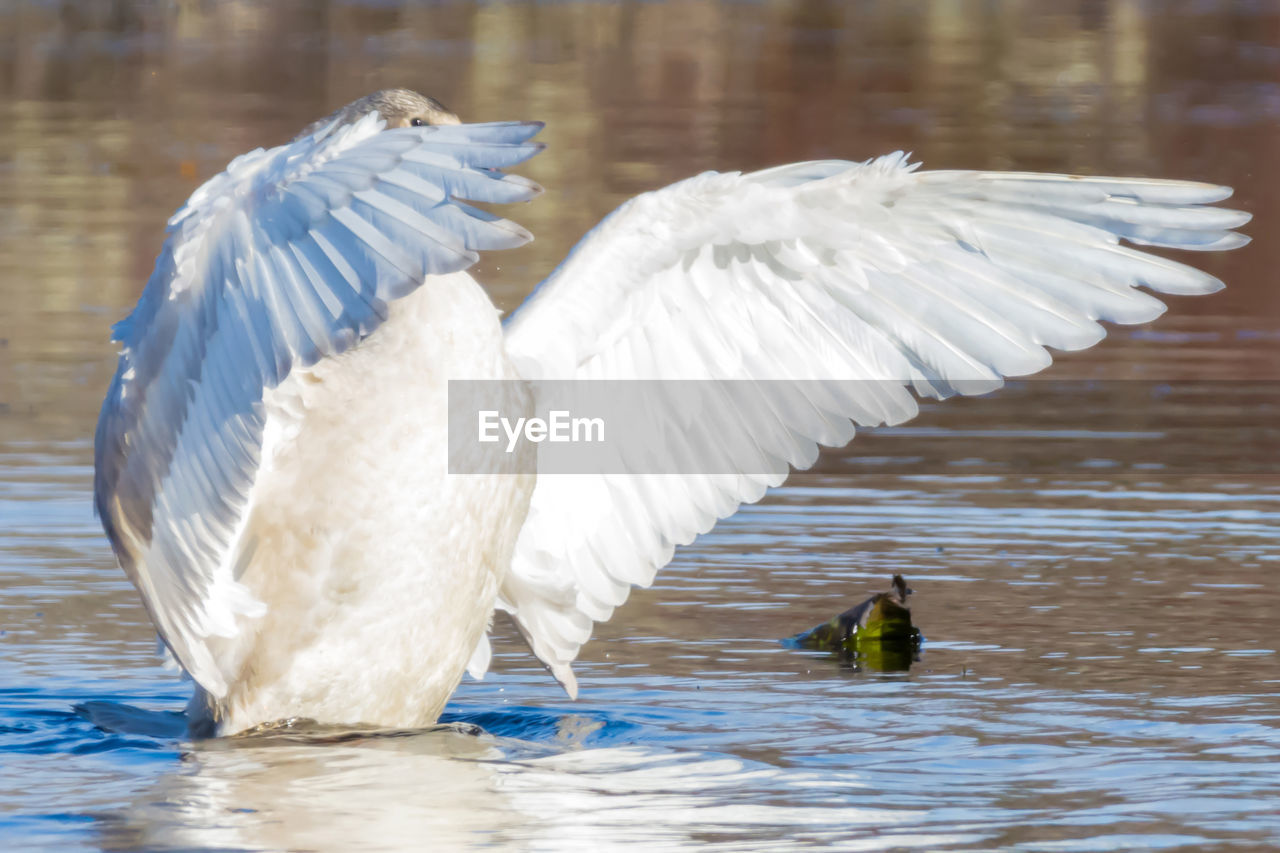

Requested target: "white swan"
[{"left": 94, "top": 89, "right": 1251, "bottom": 736}]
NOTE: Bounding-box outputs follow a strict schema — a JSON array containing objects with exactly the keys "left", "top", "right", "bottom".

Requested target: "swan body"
[
  {"left": 93, "top": 90, "right": 1251, "bottom": 735},
  {"left": 190, "top": 272, "right": 533, "bottom": 735}
]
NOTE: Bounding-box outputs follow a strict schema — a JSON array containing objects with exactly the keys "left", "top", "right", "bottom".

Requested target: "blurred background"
[
  {"left": 1, "top": 3, "right": 1278, "bottom": 851},
  {"left": 1, "top": 0, "right": 1276, "bottom": 448}
]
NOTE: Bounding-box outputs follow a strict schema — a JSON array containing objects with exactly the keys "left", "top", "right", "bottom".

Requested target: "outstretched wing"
[
  {"left": 94, "top": 115, "right": 543, "bottom": 696},
  {"left": 499, "top": 154, "right": 1250, "bottom": 694}
]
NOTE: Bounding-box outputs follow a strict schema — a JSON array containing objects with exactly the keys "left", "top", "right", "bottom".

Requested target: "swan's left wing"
[{"left": 498, "top": 154, "right": 1250, "bottom": 695}]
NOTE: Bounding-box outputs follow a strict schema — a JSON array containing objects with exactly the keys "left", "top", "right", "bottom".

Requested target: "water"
[{"left": 2, "top": 1, "right": 1279, "bottom": 850}]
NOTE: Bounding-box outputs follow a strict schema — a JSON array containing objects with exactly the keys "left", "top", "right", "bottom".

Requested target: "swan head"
[{"left": 297, "top": 88, "right": 460, "bottom": 141}]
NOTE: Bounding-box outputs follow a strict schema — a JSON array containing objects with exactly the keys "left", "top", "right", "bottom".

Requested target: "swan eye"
[{"left": 410, "top": 117, "right": 426, "bottom": 127}]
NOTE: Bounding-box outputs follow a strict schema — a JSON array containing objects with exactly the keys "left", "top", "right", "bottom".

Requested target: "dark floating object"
[{"left": 790, "top": 574, "right": 922, "bottom": 672}]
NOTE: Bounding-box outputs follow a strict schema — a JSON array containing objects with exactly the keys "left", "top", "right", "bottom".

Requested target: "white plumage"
[{"left": 94, "top": 90, "right": 1250, "bottom": 734}]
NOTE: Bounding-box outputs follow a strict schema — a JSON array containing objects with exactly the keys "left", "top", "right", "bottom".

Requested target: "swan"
[{"left": 93, "top": 89, "right": 1251, "bottom": 736}]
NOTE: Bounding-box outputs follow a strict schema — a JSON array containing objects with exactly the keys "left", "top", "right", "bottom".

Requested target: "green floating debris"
[{"left": 790, "top": 574, "right": 921, "bottom": 672}]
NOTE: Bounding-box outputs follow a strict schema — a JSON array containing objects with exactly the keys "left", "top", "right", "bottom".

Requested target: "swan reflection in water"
[{"left": 91, "top": 716, "right": 956, "bottom": 851}]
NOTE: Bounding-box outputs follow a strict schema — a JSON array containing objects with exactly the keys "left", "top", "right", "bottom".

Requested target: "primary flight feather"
[{"left": 94, "top": 89, "right": 1250, "bottom": 734}]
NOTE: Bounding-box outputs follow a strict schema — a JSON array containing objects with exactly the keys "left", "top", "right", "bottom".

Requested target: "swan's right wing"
[
  {"left": 499, "top": 154, "right": 1250, "bottom": 695},
  {"left": 95, "top": 116, "right": 543, "bottom": 696}
]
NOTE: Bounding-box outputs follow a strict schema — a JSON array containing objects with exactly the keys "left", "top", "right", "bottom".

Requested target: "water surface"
[{"left": 1, "top": 2, "right": 1278, "bottom": 850}]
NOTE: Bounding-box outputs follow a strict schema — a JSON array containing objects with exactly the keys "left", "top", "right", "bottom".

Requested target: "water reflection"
[
  {"left": 2, "top": 0, "right": 1279, "bottom": 850},
  {"left": 93, "top": 732, "right": 963, "bottom": 852}
]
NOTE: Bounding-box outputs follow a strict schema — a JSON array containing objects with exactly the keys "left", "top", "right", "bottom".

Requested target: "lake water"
[{"left": 2, "top": 1, "right": 1278, "bottom": 850}]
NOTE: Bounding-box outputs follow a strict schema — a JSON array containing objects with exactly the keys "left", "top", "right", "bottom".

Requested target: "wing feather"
[
  {"left": 94, "top": 115, "right": 543, "bottom": 695},
  {"left": 498, "top": 154, "right": 1249, "bottom": 695}
]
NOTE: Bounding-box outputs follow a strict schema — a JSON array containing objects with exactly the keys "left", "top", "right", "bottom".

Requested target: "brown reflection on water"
[
  {"left": 1, "top": 2, "right": 1279, "bottom": 849},
  {"left": 1, "top": 0, "right": 1276, "bottom": 653},
  {"left": 0, "top": 0, "right": 1279, "bottom": 834},
  {"left": 2, "top": 1, "right": 1277, "bottom": 333}
]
